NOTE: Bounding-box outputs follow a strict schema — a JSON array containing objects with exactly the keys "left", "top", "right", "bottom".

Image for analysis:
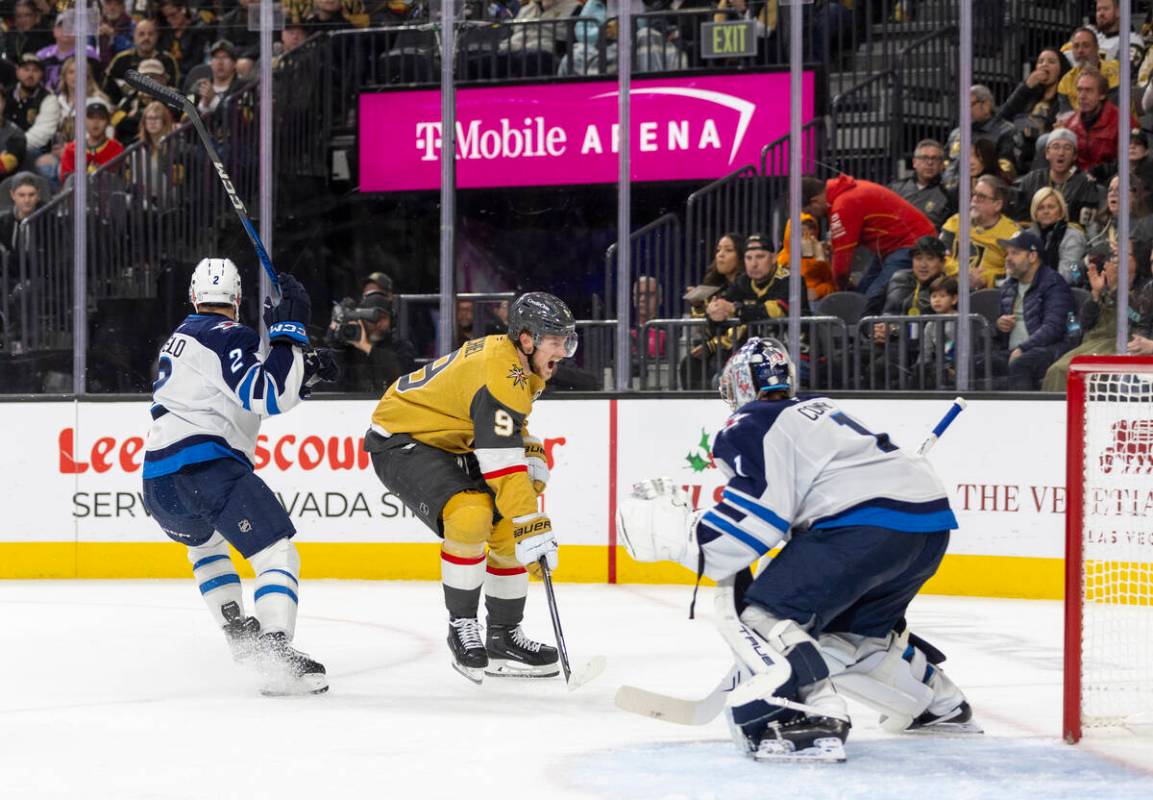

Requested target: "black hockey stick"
[
  {"left": 615, "top": 397, "right": 969, "bottom": 724},
  {"left": 539, "top": 557, "right": 606, "bottom": 690},
  {"left": 122, "top": 68, "right": 281, "bottom": 302}
]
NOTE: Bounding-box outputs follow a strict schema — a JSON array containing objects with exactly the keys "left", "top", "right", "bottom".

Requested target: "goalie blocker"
[{"left": 617, "top": 338, "right": 980, "bottom": 762}]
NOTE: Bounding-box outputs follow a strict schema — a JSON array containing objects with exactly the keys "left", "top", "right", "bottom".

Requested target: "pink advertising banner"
[{"left": 359, "top": 71, "right": 814, "bottom": 192}]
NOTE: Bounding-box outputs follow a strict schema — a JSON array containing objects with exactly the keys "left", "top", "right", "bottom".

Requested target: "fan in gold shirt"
[{"left": 365, "top": 292, "right": 577, "bottom": 683}]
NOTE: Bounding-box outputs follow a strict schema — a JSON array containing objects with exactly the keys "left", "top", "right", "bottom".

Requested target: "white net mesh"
[{"left": 1080, "top": 371, "right": 1153, "bottom": 729}]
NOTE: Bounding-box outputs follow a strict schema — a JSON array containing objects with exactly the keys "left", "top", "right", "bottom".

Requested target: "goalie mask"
[
  {"left": 719, "top": 337, "right": 796, "bottom": 411},
  {"left": 189, "top": 257, "right": 242, "bottom": 314},
  {"left": 508, "top": 291, "right": 578, "bottom": 358}
]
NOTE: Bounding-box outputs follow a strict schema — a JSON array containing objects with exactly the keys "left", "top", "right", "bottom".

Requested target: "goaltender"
[{"left": 365, "top": 292, "right": 577, "bottom": 683}]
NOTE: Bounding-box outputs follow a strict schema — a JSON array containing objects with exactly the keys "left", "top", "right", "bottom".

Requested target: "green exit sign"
[{"left": 700, "top": 21, "right": 757, "bottom": 60}]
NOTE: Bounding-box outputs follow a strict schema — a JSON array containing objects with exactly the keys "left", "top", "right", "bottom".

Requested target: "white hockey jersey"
[
  {"left": 697, "top": 396, "right": 957, "bottom": 580},
  {"left": 143, "top": 313, "right": 307, "bottom": 478}
]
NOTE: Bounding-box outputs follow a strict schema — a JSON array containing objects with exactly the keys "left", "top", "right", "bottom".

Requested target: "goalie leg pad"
[{"left": 250, "top": 537, "right": 301, "bottom": 638}]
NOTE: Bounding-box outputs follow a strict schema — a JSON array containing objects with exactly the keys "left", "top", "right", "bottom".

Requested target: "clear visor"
[{"left": 562, "top": 332, "right": 578, "bottom": 358}]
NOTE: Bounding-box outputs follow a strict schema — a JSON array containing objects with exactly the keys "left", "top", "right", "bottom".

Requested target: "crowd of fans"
[{"left": 657, "top": 0, "right": 1153, "bottom": 392}]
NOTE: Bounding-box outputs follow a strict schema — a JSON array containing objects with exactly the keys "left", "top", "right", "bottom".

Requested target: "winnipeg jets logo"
[
  {"left": 212, "top": 321, "right": 241, "bottom": 332},
  {"left": 725, "top": 413, "right": 748, "bottom": 428},
  {"left": 508, "top": 365, "right": 529, "bottom": 388}
]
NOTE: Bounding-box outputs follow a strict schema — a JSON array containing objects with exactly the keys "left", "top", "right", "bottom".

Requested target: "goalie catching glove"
[
  {"left": 523, "top": 435, "right": 549, "bottom": 494},
  {"left": 512, "top": 512, "right": 558, "bottom": 575},
  {"left": 616, "top": 478, "right": 702, "bottom": 571}
]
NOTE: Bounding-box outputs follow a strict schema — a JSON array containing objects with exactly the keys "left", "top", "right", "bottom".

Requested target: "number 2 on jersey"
[{"left": 831, "top": 411, "right": 898, "bottom": 453}]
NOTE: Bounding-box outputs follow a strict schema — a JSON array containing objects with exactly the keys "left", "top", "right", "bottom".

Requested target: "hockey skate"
[
  {"left": 750, "top": 716, "right": 850, "bottom": 763},
  {"left": 448, "top": 617, "right": 488, "bottom": 684},
  {"left": 221, "top": 602, "right": 261, "bottom": 664},
  {"left": 890, "top": 700, "right": 984, "bottom": 735},
  {"left": 255, "top": 632, "right": 328, "bottom": 696},
  {"left": 484, "top": 624, "right": 560, "bottom": 679}
]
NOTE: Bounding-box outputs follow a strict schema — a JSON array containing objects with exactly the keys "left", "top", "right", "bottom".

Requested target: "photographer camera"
[{"left": 325, "top": 292, "right": 416, "bottom": 394}]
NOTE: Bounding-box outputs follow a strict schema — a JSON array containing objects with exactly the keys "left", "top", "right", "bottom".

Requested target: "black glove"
[
  {"left": 263, "top": 273, "right": 311, "bottom": 345},
  {"left": 304, "top": 347, "right": 341, "bottom": 387}
]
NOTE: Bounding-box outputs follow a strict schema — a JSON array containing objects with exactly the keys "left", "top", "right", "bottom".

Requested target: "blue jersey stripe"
[
  {"left": 265, "top": 375, "right": 281, "bottom": 415},
  {"left": 237, "top": 365, "right": 258, "bottom": 411},
  {"left": 812, "top": 505, "right": 958, "bottom": 533},
  {"left": 701, "top": 510, "right": 769, "bottom": 556},
  {"left": 199, "top": 573, "right": 241, "bottom": 595},
  {"left": 723, "top": 489, "right": 790, "bottom": 533},
  {"left": 255, "top": 584, "right": 299, "bottom": 604},
  {"left": 192, "top": 554, "right": 231, "bottom": 571},
  {"left": 260, "top": 568, "right": 299, "bottom": 586},
  {"left": 142, "top": 441, "right": 251, "bottom": 478}
]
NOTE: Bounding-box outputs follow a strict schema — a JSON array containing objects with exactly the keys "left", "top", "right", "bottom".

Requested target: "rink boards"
[{"left": 0, "top": 397, "right": 1078, "bottom": 598}]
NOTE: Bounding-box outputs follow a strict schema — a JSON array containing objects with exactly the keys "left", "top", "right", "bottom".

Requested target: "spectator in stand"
[
  {"left": 800, "top": 174, "right": 935, "bottom": 313},
  {"left": 941, "top": 174, "right": 1020, "bottom": 290},
  {"left": 105, "top": 19, "right": 180, "bottom": 104},
  {"left": 499, "top": 0, "right": 579, "bottom": 75},
  {"left": 157, "top": 0, "right": 214, "bottom": 76},
  {"left": 917, "top": 275, "right": 959, "bottom": 387},
  {"left": 1078, "top": 0, "right": 1146, "bottom": 69},
  {"left": 943, "top": 86, "right": 1018, "bottom": 187},
  {"left": 1043, "top": 240, "right": 1153, "bottom": 390},
  {"left": 946, "top": 138, "right": 1016, "bottom": 199},
  {"left": 1129, "top": 128, "right": 1153, "bottom": 192},
  {"left": 778, "top": 213, "right": 835, "bottom": 303},
  {"left": 889, "top": 138, "right": 953, "bottom": 227},
  {"left": 37, "top": 15, "right": 102, "bottom": 92},
  {"left": 685, "top": 232, "right": 744, "bottom": 316},
  {"left": 6, "top": 54, "right": 60, "bottom": 168},
  {"left": 59, "top": 98, "right": 125, "bottom": 182},
  {"left": 1027, "top": 186, "right": 1088, "bottom": 288},
  {"left": 1065, "top": 68, "right": 1137, "bottom": 181},
  {"left": 999, "top": 47, "right": 1067, "bottom": 169},
  {"left": 0, "top": 93, "right": 28, "bottom": 180},
  {"left": 127, "top": 101, "right": 184, "bottom": 206},
  {"left": 455, "top": 298, "right": 475, "bottom": 347},
  {"left": 274, "top": 17, "right": 311, "bottom": 67},
  {"left": 214, "top": 0, "right": 262, "bottom": 59},
  {"left": 195, "top": 40, "right": 244, "bottom": 116},
  {"left": 36, "top": 55, "right": 115, "bottom": 183},
  {"left": 304, "top": 0, "right": 358, "bottom": 33},
  {"left": 992, "top": 229, "right": 1073, "bottom": 391},
  {"left": 1011, "top": 128, "right": 1101, "bottom": 227},
  {"left": 113, "top": 58, "right": 170, "bottom": 141},
  {"left": 97, "top": 0, "right": 135, "bottom": 65},
  {"left": 0, "top": 173, "right": 43, "bottom": 254},
  {"left": 1057, "top": 28, "right": 1120, "bottom": 115},
  {"left": 0, "top": 2, "right": 54, "bottom": 66},
  {"left": 632, "top": 275, "right": 666, "bottom": 360}
]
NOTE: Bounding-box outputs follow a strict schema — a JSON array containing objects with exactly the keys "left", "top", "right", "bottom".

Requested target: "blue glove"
[{"left": 263, "top": 273, "right": 311, "bottom": 345}]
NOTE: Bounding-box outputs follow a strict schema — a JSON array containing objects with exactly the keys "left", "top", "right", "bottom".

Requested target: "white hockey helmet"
[{"left": 189, "top": 257, "right": 242, "bottom": 313}]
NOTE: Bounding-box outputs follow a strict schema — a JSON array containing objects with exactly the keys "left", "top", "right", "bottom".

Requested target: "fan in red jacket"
[
  {"left": 802, "top": 175, "right": 936, "bottom": 313},
  {"left": 1063, "top": 67, "right": 1137, "bottom": 178}
]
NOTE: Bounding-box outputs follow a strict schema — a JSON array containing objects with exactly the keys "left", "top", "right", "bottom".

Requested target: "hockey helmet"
[
  {"left": 189, "top": 257, "right": 242, "bottom": 313},
  {"left": 507, "top": 291, "right": 578, "bottom": 358},
  {"left": 719, "top": 337, "right": 796, "bottom": 411}
]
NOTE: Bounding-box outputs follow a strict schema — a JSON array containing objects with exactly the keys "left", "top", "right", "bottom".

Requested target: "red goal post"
[{"left": 1064, "top": 355, "right": 1153, "bottom": 744}]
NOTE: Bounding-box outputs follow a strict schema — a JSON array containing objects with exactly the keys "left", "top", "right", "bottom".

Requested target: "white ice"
[{"left": 2, "top": 581, "right": 1152, "bottom": 800}]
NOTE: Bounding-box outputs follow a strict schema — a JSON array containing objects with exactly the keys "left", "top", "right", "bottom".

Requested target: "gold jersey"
[
  {"left": 941, "top": 213, "right": 1020, "bottom": 289},
  {"left": 370, "top": 335, "right": 545, "bottom": 522}
]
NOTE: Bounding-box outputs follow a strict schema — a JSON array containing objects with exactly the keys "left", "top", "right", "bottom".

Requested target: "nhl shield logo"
[{"left": 238, "top": 519, "right": 253, "bottom": 533}]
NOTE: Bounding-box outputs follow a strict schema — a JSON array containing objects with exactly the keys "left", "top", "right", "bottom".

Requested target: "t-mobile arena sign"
[{"left": 359, "top": 71, "right": 814, "bottom": 192}]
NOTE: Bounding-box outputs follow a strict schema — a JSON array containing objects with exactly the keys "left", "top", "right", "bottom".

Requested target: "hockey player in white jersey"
[
  {"left": 618, "top": 337, "right": 978, "bottom": 762},
  {"left": 142, "top": 258, "right": 338, "bottom": 695}
]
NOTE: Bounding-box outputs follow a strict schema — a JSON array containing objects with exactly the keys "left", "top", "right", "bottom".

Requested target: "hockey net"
[{"left": 1065, "top": 356, "right": 1153, "bottom": 743}]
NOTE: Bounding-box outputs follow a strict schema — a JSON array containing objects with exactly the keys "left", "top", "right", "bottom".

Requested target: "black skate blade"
[
  {"left": 902, "top": 719, "right": 984, "bottom": 736},
  {"left": 452, "top": 660, "right": 485, "bottom": 685},
  {"left": 260, "top": 675, "right": 329, "bottom": 697},
  {"left": 485, "top": 658, "right": 561, "bottom": 679}
]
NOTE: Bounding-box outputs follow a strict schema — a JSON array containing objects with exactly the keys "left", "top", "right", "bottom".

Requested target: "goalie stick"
[
  {"left": 539, "top": 557, "right": 607, "bottom": 690},
  {"left": 614, "top": 396, "right": 968, "bottom": 724},
  {"left": 122, "top": 69, "right": 281, "bottom": 303}
]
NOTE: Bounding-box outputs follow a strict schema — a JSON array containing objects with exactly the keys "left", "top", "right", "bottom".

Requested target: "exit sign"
[{"left": 700, "top": 21, "right": 757, "bottom": 59}]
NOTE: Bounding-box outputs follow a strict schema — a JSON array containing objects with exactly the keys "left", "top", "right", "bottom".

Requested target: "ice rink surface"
[{"left": 2, "top": 580, "right": 1152, "bottom": 800}]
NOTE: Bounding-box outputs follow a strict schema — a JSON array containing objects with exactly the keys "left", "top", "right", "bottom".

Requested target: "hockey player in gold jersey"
[{"left": 365, "top": 292, "right": 577, "bottom": 683}]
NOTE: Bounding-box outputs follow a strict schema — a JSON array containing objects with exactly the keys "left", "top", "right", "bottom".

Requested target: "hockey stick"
[
  {"left": 122, "top": 69, "right": 281, "bottom": 303},
  {"left": 614, "top": 397, "right": 968, "bottom": 724},
  {"left": 539, "top": 557, "right": 607, "bottom": 691}
]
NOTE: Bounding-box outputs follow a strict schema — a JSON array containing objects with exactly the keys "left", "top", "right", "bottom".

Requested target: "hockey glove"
[
  {"left": 263, "top": 273, "right": 311, "bottom": 346},
  {"left": 304, "top": 347, "right": 341, "bottom": 388},
  {"left": 617, "top": 477, "right": 701, "bottom": 570},
  {"left": 523, "top": 435, "right": 549, "bottom": 494},
  {"left": 512, "top": 512, "right": 558, "bottom": 575}
]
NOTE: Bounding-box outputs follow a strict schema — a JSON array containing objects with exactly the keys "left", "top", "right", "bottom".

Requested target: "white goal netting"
[{"left": 1077, "top": 370, "right": 1153, "bottom": 732}]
